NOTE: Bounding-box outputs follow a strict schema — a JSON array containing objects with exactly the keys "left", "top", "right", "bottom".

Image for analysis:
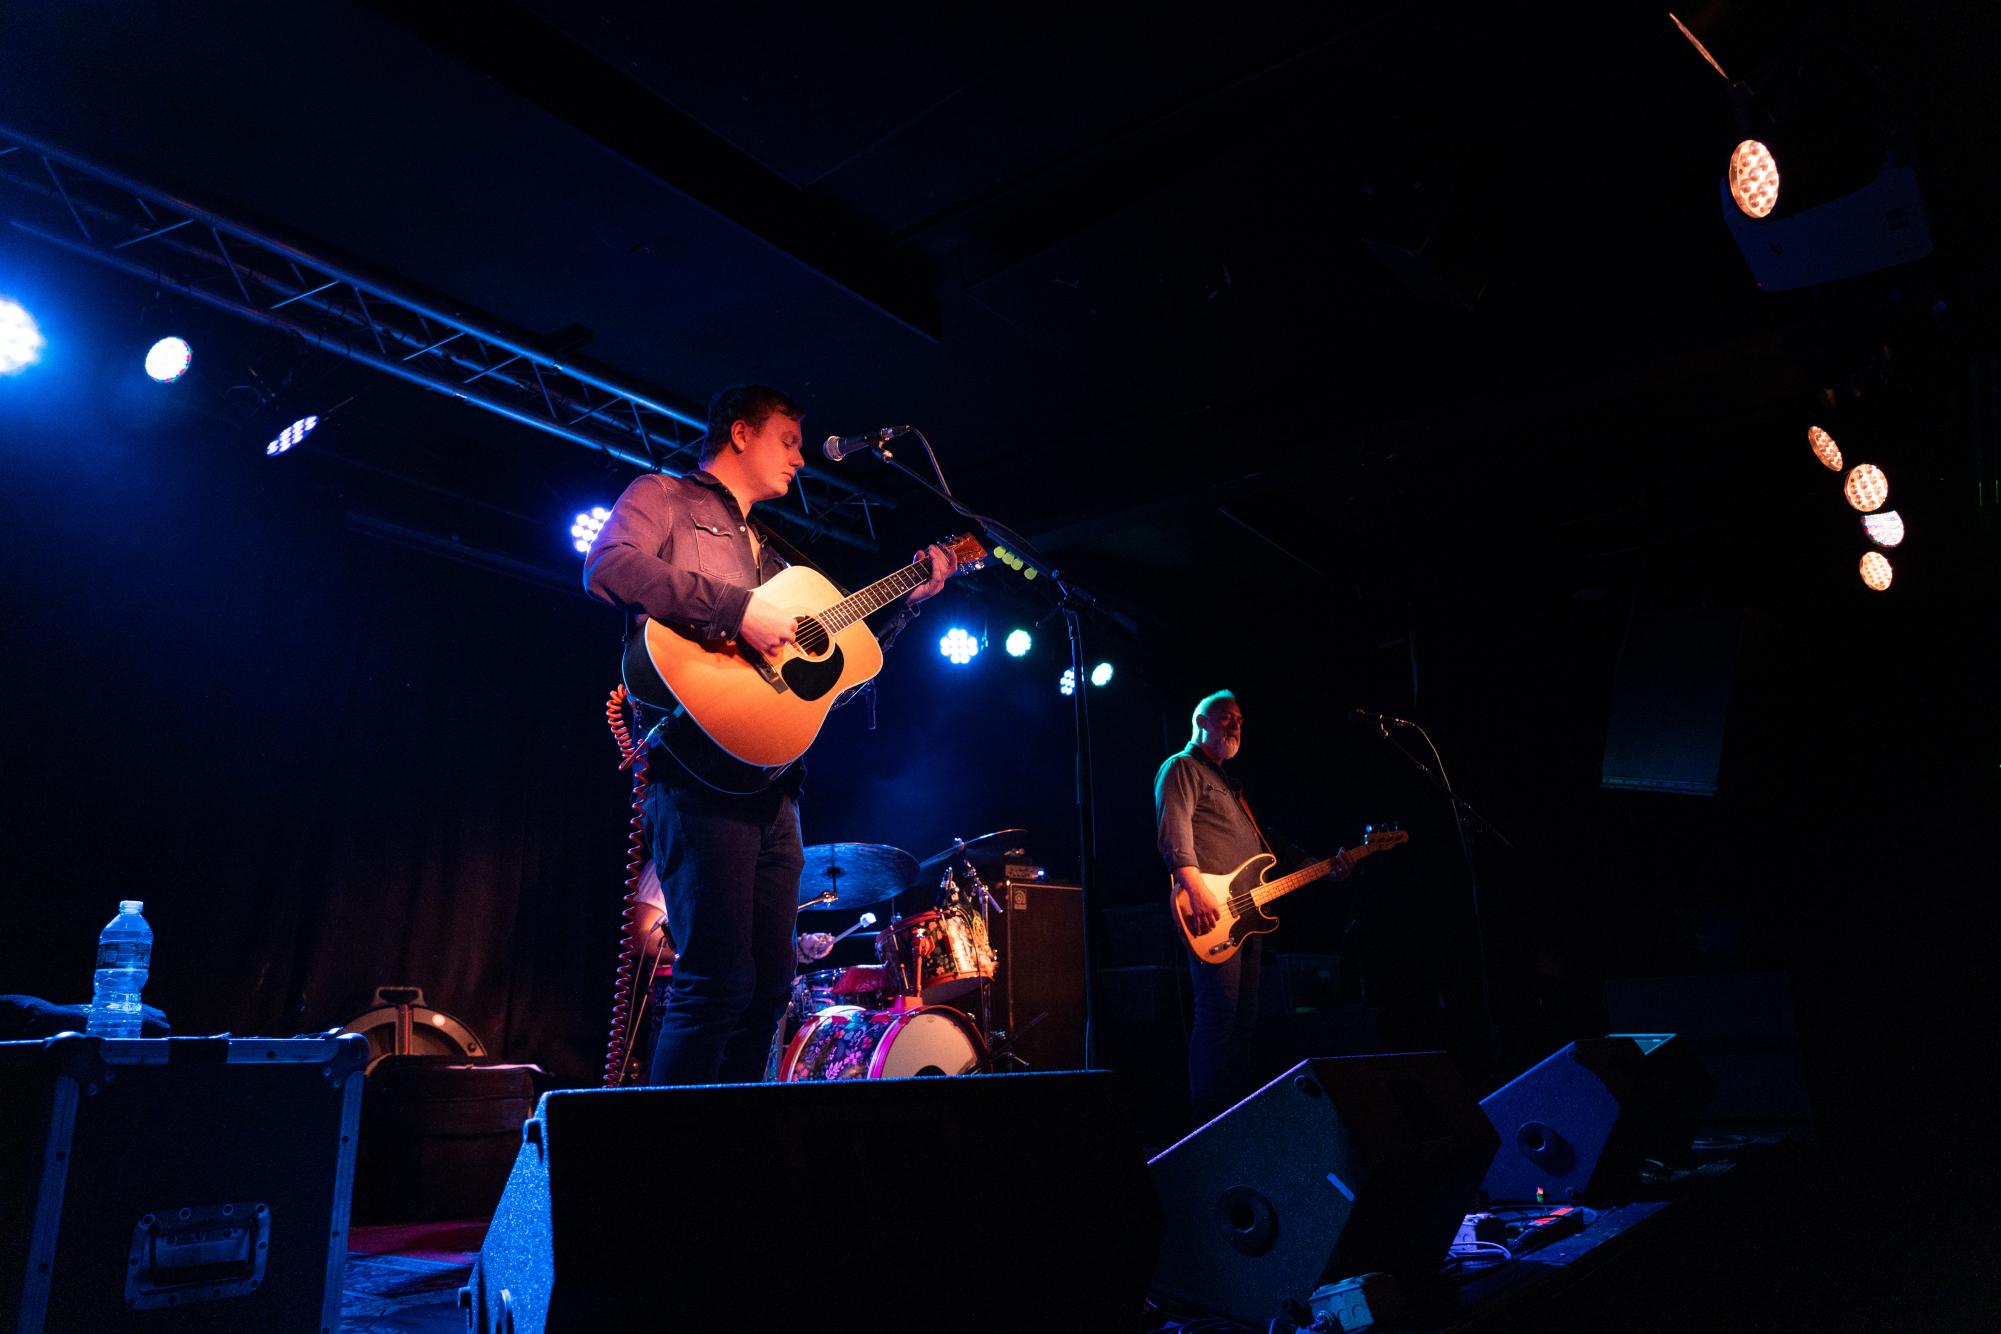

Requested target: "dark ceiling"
[{"left": 2, "top": 1, "right": 1995, "bottom": 647}]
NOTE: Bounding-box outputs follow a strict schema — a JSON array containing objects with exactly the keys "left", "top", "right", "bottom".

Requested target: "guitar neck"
[
  {"left": 1249, "top": 854, "right": 1347, "bottom": 908},
  {"left": 819, "top": 561, "right": 931, "bottom": 634}
]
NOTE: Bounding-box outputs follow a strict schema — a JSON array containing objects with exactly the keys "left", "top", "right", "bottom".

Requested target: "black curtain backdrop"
[{"left": 2, "top": 411, "right": 642, "bottom": 1077}]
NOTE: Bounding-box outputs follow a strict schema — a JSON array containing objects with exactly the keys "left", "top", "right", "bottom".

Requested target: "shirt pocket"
[{"left": 691, "top": 520, "right": 745, "bottom": 580}]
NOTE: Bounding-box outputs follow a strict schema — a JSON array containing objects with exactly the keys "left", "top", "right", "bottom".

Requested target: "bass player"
[{"left": 1156, "top": 690, "right": 1352, "bottom": 1124}]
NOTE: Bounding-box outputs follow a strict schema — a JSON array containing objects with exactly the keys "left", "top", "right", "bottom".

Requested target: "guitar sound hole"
[{"left": 794, "top": 616, "right": 831, "bottom": 656}]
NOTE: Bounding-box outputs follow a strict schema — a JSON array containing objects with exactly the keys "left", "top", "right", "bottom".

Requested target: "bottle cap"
[{"left": 119, "top": 900, "right": 144, "bottom": 913}]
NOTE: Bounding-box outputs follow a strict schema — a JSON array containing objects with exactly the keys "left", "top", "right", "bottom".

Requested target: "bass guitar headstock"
[{"left": 1360, "top": 821, "right": 1409, "bottom": 853}]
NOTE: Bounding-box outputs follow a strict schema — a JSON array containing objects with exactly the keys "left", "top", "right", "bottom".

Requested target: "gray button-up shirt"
[
  {"left": 582, "top": 470, "right": 786, "bottom": 638},
  {"left": 1155, "top": 745, "right": 1267, "bottom": 875}
]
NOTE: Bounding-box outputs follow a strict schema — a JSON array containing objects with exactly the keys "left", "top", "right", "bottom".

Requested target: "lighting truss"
[{"left": 0, "top": 124, "right": 886, "bottom": 548}]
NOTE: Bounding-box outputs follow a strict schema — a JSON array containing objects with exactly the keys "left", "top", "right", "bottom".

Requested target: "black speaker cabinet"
[
  {"left": 0, "top": 1033, "right": 367, "bottom": 1333},
  {"left": 988, "top": 878, "right": 1085, "bottom": 1070},
  {"left": 1146, "top": 1053, "right": 1497, "bottom": 1324},
  {"left": 1612, "top": 1032, "right": 1716, "bottom": 1168},
  {"left": 467, "top": 1071, "right": 1160, "bottom": 1333},
  {"left": 1479, "top": 1037, "right": 1660, "bottom": 1204}
]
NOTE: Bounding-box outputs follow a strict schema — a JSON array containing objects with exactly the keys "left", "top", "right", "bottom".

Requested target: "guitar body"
[
  {"left": 1171, "top": 827, "right": 1409, "bottom": 964},
  {"left": 1172, "top": 852, "right": 1284, "bottom": 964},
  {"left": 637, "top": 563, "right": 884, "bottom": 768},
  {"left": 618, "top": 533, "right": 986, "bottom": 793}
]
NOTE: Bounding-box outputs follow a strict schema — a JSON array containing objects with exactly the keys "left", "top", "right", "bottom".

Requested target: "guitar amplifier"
[{"left": 989, "top": 879, "right": 1086, "bottom": 1071}]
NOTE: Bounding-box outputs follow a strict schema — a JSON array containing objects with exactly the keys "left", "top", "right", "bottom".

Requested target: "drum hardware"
[{"left": 984, "top": 1010, "right": 1049, "bottom": 1073}]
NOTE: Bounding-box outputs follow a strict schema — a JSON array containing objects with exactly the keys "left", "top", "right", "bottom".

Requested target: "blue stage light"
[
  {"left": 570, "top": 506, "right": 612, "bottom": 554},
  {"left": 1005, "top": 629, "right": 1032, "bottom": 657},
  {"left": 1059, "top": 668, "right": 1076, "bottom": 696},
  {"left": 265, "top": 415, "right": 319, "bottom": 457},
  {"left": 0, "top": 297, "right": 45, "bottom": 375},
  {"left": 145, "top": 336, "right": 192, "bottom": 383},
  {"left": 1091, "top": 662, "right": 1114, "bottom": 687},
  {"left": 939, "top": 628, "right": 980, "bottom": 665}
]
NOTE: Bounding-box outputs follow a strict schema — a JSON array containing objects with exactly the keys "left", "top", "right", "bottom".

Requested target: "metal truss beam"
[{"left": 0, "top": 124, "right": 885, "bottom": 550}]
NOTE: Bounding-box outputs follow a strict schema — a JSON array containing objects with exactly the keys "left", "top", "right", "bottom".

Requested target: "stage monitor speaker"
[
  {"left": 989, "top": 878, "right": 1085, "bottom": 1070},
  {"left": 0, "top": 1033, "right": 367, "bottom": 1334},
  {"left": 1146, "top": 1053, "right": 1497, "bottom": 1325},
  {"left": 1611, "top": 1033, "right": 1715, "bottom": 1168},
  {"left": 1479, "top": 1037, "right": 1660, "bottom": 1204},
  {"left": 466, "top": 1071, "right": 1159, "bottom": 1333}
]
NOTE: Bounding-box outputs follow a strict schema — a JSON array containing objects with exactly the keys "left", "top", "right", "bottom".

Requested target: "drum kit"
[{"left": 774, "top": 828, "right": 1026, "bottom": 1082}]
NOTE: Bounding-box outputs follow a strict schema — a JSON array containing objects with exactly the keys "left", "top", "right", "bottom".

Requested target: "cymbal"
[
  {"left": 798, "top": 843, "right": 919, "bottom": 911},
  {"left": 916, "top": 828, "right": 1028, "bottom": 872}
]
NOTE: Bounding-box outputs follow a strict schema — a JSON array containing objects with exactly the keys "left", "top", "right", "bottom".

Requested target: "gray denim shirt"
[
  {"left": 582, "top": 470, "right": 787, "bottom": 639},
  {"left": 1155, "top": 745, "right": 1267, "bottom": 875}
]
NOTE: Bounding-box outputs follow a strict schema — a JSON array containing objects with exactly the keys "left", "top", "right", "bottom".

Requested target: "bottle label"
[{"left": 96, "top": 940, "right": 152, "bottom": 969}]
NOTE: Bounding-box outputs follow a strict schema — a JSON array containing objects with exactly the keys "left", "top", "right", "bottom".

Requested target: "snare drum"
[
  {"left": 777, "top": 1004, "right": 985, "bottom": 1081},
  {"left": 876, "top": 908, "right": 996, "bottom": 1002}
]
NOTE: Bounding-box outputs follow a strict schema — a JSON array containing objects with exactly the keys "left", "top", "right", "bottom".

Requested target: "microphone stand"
[
  {"left": 851, "top": 431, "right": 1127, "bottom": 1068},
  {"left": 1364, "top": 717, "right": 1513, "bottom": 1075}
]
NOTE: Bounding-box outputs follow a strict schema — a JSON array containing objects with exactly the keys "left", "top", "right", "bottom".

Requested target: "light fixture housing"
[
  {"left": 0, "top": 297, "right": 45, "bottom": 375},
  {"left": 1858, "top": 551, "right": 1893, "bottom": 591},
  {"left": 145, "top": 336, "right": 193, "bottom": 383},
  {"left": 1728, "top": 139, "right": 1780, "bottom": 218},
  {"left": 1843, "top": 463, "right": 1888, "bottom": 513}
]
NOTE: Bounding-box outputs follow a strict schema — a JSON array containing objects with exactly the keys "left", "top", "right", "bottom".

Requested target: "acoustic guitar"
[
  {"left": 624, "top": 532, "right": 987, "bottom": 791},
  {"left": 1172, "top": 825, "right": 1409, "bottom": 963}
]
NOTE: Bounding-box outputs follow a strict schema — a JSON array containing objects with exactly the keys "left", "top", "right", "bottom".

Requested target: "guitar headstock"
[
  {"left": 1360, "top": 822, "right": 1408, "bottom": 852},
  {"left": 940, "top": 532, "right": 988, "bottom": 575}
]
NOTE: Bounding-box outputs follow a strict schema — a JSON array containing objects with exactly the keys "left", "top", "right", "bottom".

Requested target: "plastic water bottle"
[{"left": 85, "top": 900, "right": 152, "bottom": 1039}]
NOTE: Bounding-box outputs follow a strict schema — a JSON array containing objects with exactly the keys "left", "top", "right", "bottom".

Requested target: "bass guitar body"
[{"left": 1173, "top": 852, "right": 1284, "bottom": 964}]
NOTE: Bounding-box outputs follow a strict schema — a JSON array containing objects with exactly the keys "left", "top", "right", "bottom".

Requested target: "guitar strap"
[
  {"left": 748, "top": 520, "right": 829, "bottom": 584},
  {"left": 1235, "top": 791, "right": 1275, "bottom": 857}
]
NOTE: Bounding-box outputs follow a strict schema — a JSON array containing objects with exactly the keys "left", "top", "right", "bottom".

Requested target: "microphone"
[
  {"left": 1349, "top": 709, "right": 1414, "bottom": 729},
  {"left": 822, "top": 425, "right": 910, "bottom": 461}
]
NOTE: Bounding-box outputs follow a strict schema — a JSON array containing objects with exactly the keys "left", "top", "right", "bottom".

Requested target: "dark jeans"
[
  {"left": 1186, "top": 932, "right": 1262, "bottom": 1126},
  {"left": 644, "top": 775, "right": 805, "bottom": 1085}
]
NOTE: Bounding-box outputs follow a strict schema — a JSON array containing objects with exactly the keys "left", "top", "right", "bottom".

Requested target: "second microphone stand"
[{"left": 1364, "top": 716, "right": 1514, "bottom": 1076}]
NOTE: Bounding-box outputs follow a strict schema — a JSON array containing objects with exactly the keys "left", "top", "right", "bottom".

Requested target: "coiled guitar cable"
[{"left": 601, "top": 683, "right": 665, "bottom": 1087}]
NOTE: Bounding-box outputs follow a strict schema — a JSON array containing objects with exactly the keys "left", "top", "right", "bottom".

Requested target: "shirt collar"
[
  {"left": 687, "top": 469, "right": 749, "bottom": 519},
  {"left": 1181, "top": 742, "right": 1240, "bottom": 789}
]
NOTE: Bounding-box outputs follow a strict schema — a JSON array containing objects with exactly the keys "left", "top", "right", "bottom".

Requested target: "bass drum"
[{"left": 777, "top": 1004, "right": 984, "bottom": 1082}]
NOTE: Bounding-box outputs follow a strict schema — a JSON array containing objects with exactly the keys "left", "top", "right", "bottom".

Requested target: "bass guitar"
[
  {"left": 1172, "top": 825, "right": 1409, "bottom": 963},
  {"left": 624, "top": 532, "right": 987, "bottom": 792}
]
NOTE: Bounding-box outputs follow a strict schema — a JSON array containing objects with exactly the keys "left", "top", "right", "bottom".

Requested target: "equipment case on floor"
[{"left": 0, "top": 1032, "right": 367, "bottom": 1334}]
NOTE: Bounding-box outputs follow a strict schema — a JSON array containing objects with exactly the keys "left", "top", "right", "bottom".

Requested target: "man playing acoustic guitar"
[
  {"left": 586, "top": 384, "right": 955, "bottom": 1085},
  {"left": 1156, "top": 690, "right": 1353, "bottom": 1123}
]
